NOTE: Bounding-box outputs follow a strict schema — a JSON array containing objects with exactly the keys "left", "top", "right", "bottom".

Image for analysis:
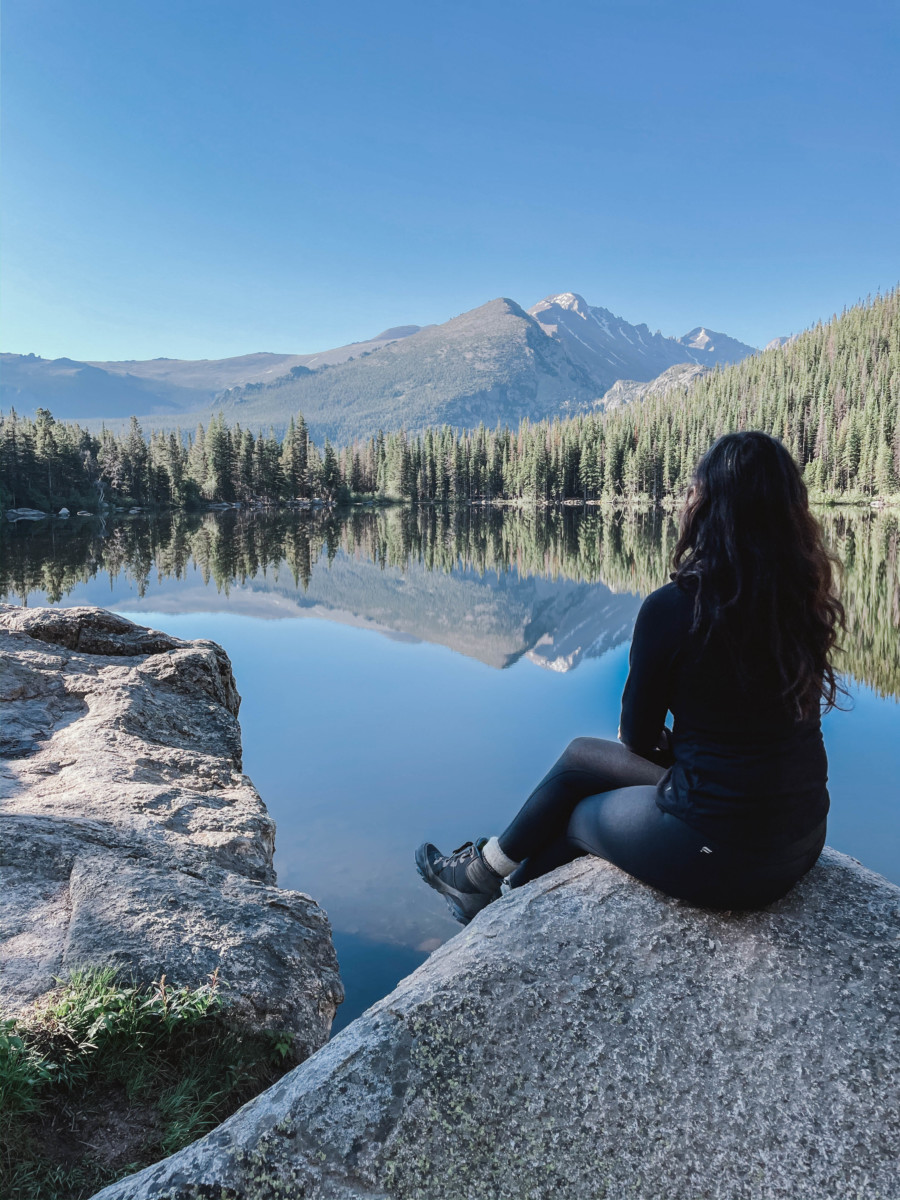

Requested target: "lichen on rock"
[
  {"left": 0, "top": 604, "right": 342, "bottom": 1055},
  {"left": 89, "top": 844, "right": 900, "bottom": 1200}
]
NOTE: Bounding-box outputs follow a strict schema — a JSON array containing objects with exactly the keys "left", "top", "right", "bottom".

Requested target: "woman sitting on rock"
[{"left": 416, "top": 430, "right": 845, "bottom": 921}]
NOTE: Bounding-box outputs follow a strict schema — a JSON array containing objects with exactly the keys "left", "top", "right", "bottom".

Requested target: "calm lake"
[{"left": 3, "top": 505, "right": 898, "bottom": 1031}]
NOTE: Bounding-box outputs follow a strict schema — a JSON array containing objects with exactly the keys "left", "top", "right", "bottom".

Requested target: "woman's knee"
[{"left": 558, "top": 736, "right": 619, "bottom": 771}]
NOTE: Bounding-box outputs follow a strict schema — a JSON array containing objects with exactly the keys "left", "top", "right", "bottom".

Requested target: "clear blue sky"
[{"left": 3, "top": 0, "right": 898, "bottom": 361}]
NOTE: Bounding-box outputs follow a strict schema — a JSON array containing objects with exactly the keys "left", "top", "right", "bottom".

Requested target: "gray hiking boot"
[{"left": 415, "top": 838, "right": 503, "bottom": 925}]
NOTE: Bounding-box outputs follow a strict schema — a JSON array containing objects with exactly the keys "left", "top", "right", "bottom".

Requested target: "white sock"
[{"left": 482, "top": 836, "right": 520, "bottom": 879}]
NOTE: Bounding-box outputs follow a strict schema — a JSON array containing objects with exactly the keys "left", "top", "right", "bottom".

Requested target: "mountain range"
[{"left": 1, "top": 292, "right": 761, "bottom": 441}]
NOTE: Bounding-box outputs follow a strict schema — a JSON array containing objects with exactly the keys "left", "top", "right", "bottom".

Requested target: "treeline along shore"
[{"left": 2, "top": 290, "right": 898, "bottom": 514}]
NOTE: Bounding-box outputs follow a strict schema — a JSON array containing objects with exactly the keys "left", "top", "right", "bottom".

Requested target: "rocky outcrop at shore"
[
  {"left": 0, "top": 605, "right": 342, "bottom": 1056},
  {"left": 92, "top": 847, "right": 900, "bottom": 1200}
]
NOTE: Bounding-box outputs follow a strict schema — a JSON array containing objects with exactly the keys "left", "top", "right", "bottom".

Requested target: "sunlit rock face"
[
  {"left": 529, "top": 292, "right": 756, "bottom": 394},
  {"left": 600, "top": 360, "right": 710, "bottom": 410},
  {"left": 0, "top": 604, "right": 342, "bottom": 1058},
  {"left": 92, "top": 848, "right": 899, "bottom": 1200}
]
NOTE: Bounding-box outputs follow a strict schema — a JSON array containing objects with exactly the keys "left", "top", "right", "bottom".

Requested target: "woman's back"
[{"left": 622, "top": 580, "right": 830, "bottom": 852}]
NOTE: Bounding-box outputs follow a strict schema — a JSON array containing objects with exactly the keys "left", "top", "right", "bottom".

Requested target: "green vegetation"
[
  {"left": 2, "top": 290, "right": 898, "bottom": 512},
  {"left": 2, "top": 505, "right": 897, "bottom": 699},
  {"left": 0, "top": 968, "right": 295, "bottom": 1200}
]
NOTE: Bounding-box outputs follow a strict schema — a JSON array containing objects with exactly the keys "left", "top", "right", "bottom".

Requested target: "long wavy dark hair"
[{"left": 672, "top": 431, "right": 845, "bottom": 718}]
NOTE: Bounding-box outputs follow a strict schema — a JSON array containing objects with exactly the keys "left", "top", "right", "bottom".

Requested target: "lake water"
[{"left": 3, "top": 505, "right": 898, "bottom": 1031}]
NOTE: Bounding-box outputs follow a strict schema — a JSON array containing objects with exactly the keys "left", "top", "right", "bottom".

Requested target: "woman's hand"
[
  {"left": 644, "top": 727, "right": 675, "bottom": 767},
  {"left": 617, "top": 725, "right": 674, "bottom": 767}
]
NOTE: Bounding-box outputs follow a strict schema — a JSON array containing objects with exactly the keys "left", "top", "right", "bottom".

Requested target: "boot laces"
[{"left": 434, "top": 841, "right": 478, "bottom": 872}]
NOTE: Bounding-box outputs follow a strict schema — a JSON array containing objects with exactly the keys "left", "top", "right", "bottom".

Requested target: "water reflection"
[
  {"left": 3, "top": 506, "right": 898, "bottom": 1031},
  {"left": 2, "top": 505, "right": 898, "bottom": 695}
]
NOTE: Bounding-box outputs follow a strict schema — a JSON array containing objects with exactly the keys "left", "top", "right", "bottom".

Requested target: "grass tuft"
[{"left": 0, "top": 967, "right": 296, "bottom": 1200}]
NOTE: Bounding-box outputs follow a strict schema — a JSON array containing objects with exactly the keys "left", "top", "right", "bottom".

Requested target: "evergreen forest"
[{"left": 1, "top": 289, "right": 898, "bottom": 513}]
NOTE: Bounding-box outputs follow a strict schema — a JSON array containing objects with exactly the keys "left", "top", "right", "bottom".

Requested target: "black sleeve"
[{"left": 618, "top": 585, "right": 685, "bottom": 761}]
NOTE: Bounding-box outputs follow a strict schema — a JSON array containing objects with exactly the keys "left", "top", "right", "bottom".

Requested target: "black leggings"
[{"left": 499, "top": 738, "right": 826, "bottom": 909}]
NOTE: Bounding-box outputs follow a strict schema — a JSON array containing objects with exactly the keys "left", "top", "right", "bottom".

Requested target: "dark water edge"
[{"left": 330, "top": 934, "right": 428, "bottom": 1034}]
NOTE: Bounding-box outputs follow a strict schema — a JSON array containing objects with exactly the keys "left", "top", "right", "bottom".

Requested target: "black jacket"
[{"left": 619, "top": 581, "right": 830, "bottom": 851}]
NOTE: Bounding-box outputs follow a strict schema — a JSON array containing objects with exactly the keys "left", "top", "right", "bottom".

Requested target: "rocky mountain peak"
[
  {"left": 529, "top": 292, "right": 591, "bottom": 320},
  {"left": 680, "top": 327, "right": 714, "bottom": 350},
  {"left": 675, "top": 326, "right": 759, "bottom": 360}
]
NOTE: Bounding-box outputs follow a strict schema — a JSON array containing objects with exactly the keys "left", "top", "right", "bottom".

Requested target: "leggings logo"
[{"left": 700, "top": 846, "right": 713, "bottom": 854}]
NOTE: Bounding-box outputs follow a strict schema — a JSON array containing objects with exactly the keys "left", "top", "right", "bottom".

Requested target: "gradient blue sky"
[{"left": 3, "top": 0, "right": 899, "bottom": 361}]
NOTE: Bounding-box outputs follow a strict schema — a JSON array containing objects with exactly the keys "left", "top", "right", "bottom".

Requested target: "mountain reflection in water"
[
  {"left": 2, "top": 505, "right": 898, "bottom": 1030},
  {"left": 2, "top": 505, "right": 898, "bottom": 695}
]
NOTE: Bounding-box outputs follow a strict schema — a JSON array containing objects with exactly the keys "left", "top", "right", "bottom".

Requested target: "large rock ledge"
[
  {"left": 0, "top": 604, "right": 343, "bottom": 1056},
  {"left": 93, "top": 849, "right": 899, "bottom": 1200}
]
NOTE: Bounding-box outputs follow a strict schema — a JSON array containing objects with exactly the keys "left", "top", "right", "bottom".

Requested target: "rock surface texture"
[
  {"left": 0, "top": 604, "right": 342, "bottom": 1055},
  {"left": 91, "top": 848, "right": 900, "bottom": 1200}
]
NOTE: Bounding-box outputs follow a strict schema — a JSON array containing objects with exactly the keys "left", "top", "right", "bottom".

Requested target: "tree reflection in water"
[{"left": 2, "top": 505, "right": 897, "bottom": 700}]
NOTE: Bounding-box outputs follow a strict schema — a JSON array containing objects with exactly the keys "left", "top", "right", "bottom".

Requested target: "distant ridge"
[
  {"left": 1, "top": 292, "right": 762, "bottom": 439},
  {"left": 370, "top": 326, "right": 422, "bottom": 341},
  {"left": 0, "top": 328, "right": 423, "bottom": 421}
]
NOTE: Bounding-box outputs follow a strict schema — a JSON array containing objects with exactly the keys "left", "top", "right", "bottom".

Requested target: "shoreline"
[{"left": 4, "top": 492, "right": 899, "bottom": 524}]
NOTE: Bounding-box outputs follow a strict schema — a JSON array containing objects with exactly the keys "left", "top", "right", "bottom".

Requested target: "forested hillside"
[
  {"left": 361, "top": 286, "right": 898, "bottom": 503},
  {"left": 1, "top": 290, "right": 897, "bottom": 512},
  {"left": 644, "top": 287, "right": 900, "bottom": 498}
]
